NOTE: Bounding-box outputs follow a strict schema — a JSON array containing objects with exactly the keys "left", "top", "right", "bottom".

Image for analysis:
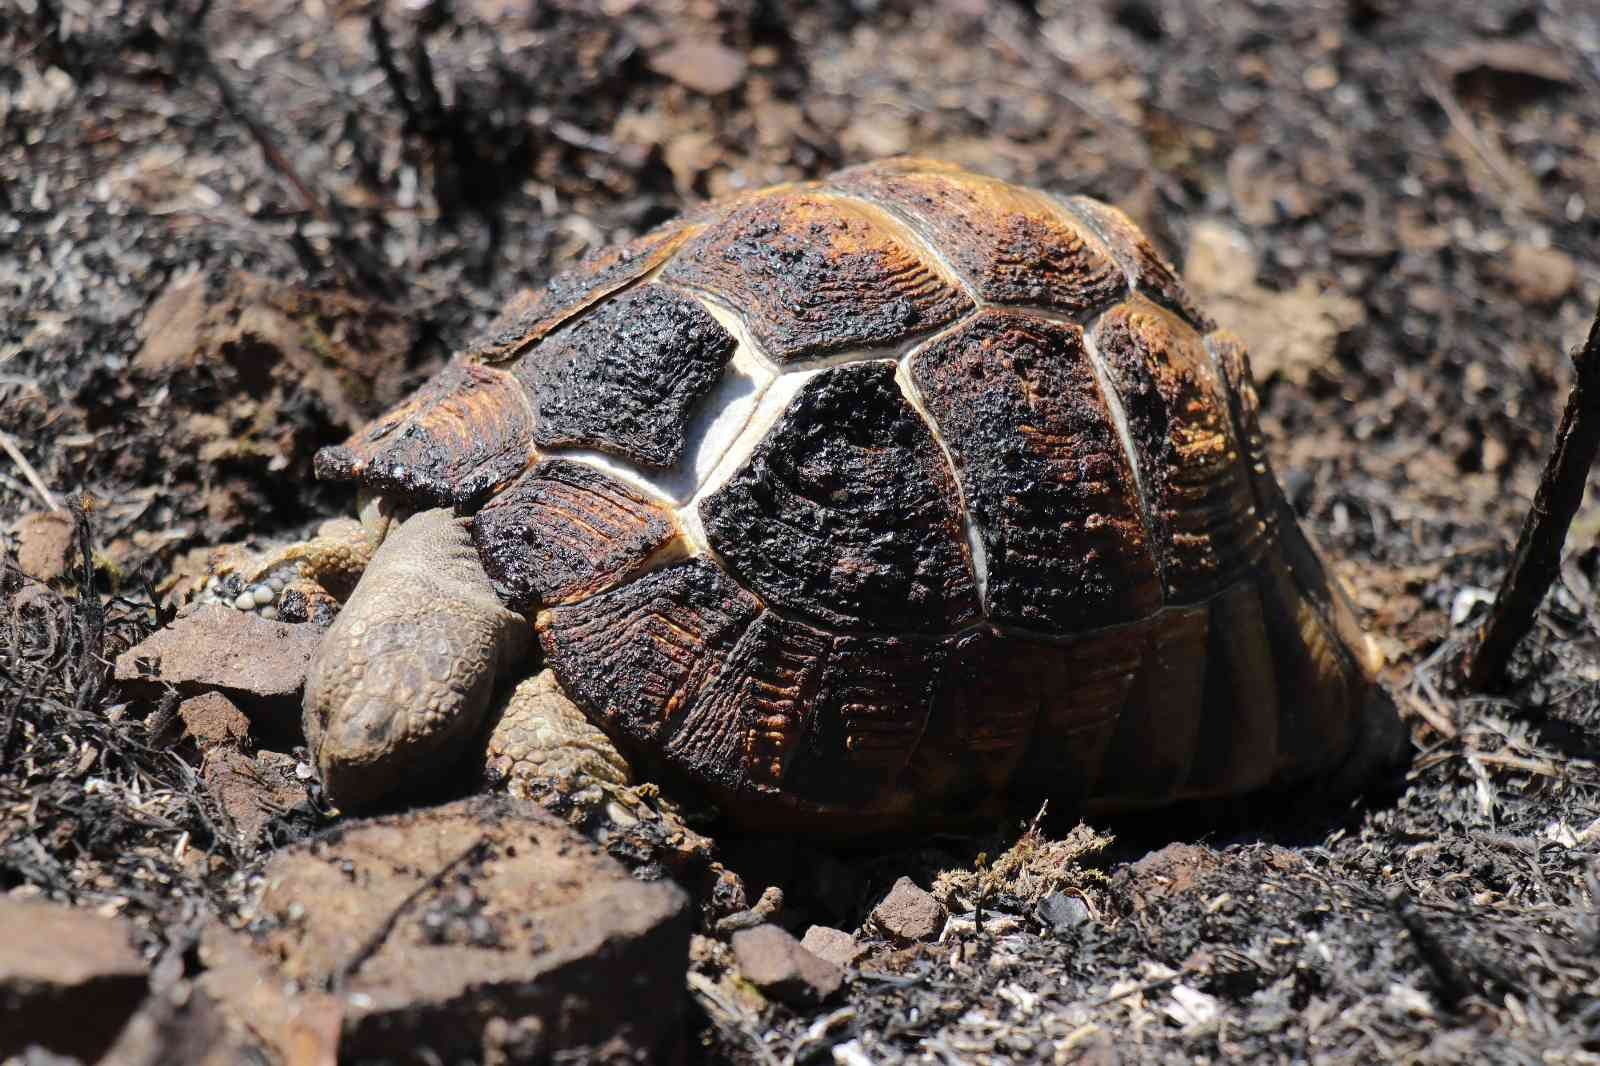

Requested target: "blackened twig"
[
  {"left": 70, "top": 497, "right": 105, "bottom": 711},
  {"left": 1387, "top": 891, "right": 1473, "bottom": 1012},
  {"left": 335, "top": 835, "right": 492, "bottom": 988},
  {"left": 1467, "top": 295, "right": 1600, "bottom": 690}
]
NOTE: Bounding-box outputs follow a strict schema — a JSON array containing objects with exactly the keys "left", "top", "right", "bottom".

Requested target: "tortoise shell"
[{"left": 316, "top": 158, "right": 1381, "bottom": 829}]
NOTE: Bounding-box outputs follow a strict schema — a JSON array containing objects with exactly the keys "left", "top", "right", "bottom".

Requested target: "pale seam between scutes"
[{"left": 1078, "top": 317, "right": 1167, "bottom": 599}]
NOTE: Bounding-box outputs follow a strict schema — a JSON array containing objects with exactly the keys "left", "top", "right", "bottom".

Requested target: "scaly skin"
[
  {"left": 484, "top": 671, "right": 714, "bottom": 872},
  {"left": 303, "top": 508, "right": 529, "bottom": 810}
]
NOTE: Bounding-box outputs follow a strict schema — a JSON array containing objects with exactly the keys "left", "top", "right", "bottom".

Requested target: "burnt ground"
[{"left": 5, "top": 0, "right": 1600, "bottom": 1061}]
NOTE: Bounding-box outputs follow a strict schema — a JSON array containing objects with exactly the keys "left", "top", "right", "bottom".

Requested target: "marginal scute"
[
  {"left": 1004, "top": 626, "right": 1146, "bottom": 806},
  {"left": 909, "top": 310, "right": 1162, "bottom": 632},
  {"left": 699, "top": 361, "right": 978, "bottom": 633},
  {"left": 1060, "top": 196, "right": 1215, "bottom": 331},
  {"left": 463, "top": 223, "right": 696, "bottom": 364},
  {"left": 1254, "top": 547, "right": 1360, "bottom": 775},
  {"left": 779, "top": 634, "right": 947, "bottom": 807},
  {"left": 833, "top": 161, "right": 1127, "bottom": 315},
  {"left": 470, "top": 460, "right": 681, "bottom": 612},
  {"left": 912, "top": 625, "right": 1142, "bottom": 811},
  {"left": 314, "top": 361, "right": 533, "bottom": 510},
  {"left": 662, "top": 189, "right": 974, "bottom": 362},
  {"left": 1091, "top": 298, "right": 1265, "bottom": 603},
  {"left": 539, "top": 559, "right": 761, "bottom": 750},
  {"left": 1185, "top": 580, "right": 1280, "bottom": 797},
  {"left": 518, "top": 283, "right": 737, "bottom": 468},
  {"left": 665, "top": 611, "right": 832, "bottom": 794},
  {"left": 1090, "top": 605, "right": 1208, "bottom": 808}
]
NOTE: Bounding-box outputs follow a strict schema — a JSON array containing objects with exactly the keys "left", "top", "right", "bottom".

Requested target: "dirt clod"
[
  {"left": 800, "top": 925, "right": 866, "bottom": 969},
  {"left": 177, "top": 691, "right": 252, "bottom": 751},
  {"left": 7, "top": 511, "right": 75, "bottom": 584}
]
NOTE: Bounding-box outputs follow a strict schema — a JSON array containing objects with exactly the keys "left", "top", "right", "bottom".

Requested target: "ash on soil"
[{"left": 5, "top": 0, "right": 1600, "bottom": 1062}]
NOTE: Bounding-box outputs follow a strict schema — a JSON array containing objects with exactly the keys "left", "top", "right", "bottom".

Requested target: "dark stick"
[
  {"left": 1387, "top": 890, "right": 1473, "bottom": 1012},
  {"left": 1467, "top": 296, "right": 1600, "bottom": 690},
  {"left": 335, "top": 835, "right": 491, "bottom": 988}
]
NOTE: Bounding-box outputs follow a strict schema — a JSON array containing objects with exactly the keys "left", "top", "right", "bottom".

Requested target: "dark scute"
[
  {"left": 665, "top": 610, "right": 832, "bottom": 794},
  {"left": 470, "top": 460, "right": 680, "bottom": 612},
  {"left": 518, "top": 283, "right": 736, "bottom": 469},
  {"left": 462, "top": 223, "right": 695, "bottom": 364},
  {"left": 1089, "top": 605, "right": 1206, "bottom": 808},
  {"left": 1091, "top": 300, "right": 1263, "bottom": 603},
  {"left": 909, "top": 310, "right": 1162, "bottom": 632},
  {"left": 1059, "top": 196, "right": 1216, "bottom": 332},
  {"left": 699, "top": 361, "right": 978, "bottom": 633},
  {"left": 779, "top": 633, "right": 947, "bottom": 807},
  {"left": 539, "top": 559, "right": 761, "bottom": 751},
  {"left": 832, "top": 163, "right": 1127, "bottom": 316},
  {"left": 314, "top": 361, "right": 533, "bottom": 510},
  {"left": 661, "top": 189, "right": 973, "bottom": 362}
]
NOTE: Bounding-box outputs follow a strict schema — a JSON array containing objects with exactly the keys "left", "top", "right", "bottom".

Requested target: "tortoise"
[{"left": 196, "top": 157, "right": 1404, "bottom": 833}]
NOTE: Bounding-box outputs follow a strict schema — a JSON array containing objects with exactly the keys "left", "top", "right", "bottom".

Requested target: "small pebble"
[
  {"left": 260, "top": 606, "right": 278, "bottom": 620},
  {"left": 267, "top": 576, "right": 285, "bottom": 591},
  {"left": 232, "top": 591, "right": 256, "bottom": 611},
  {"left": 251, "top": 585, "right": 274, "bottom": 607}
]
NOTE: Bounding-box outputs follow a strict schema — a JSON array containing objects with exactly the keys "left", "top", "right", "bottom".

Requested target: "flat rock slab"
[
  {"left": 0, "top": 897, "right": 148, "bottom": 1061},
  {"left": 115, "top": 605, "right": 322, "bottom": 721},
  {"left": 202, "top": 795, "right": 690, "bottom": 1063},
  {"left": 731, "top": 924, "right": 843, "bottom": 1006}
]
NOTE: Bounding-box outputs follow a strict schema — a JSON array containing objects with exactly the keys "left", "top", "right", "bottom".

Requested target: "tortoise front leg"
[
  {"left": 484, "top": 671, "right": 713, "bottom": 871},
  {"left": 303, "top": 507, "right": 529, "bottom": 810}
]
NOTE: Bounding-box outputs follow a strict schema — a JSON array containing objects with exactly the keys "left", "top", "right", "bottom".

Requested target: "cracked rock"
[{"left": 200, "top": 795, "right": 690, "bottom": 1062}]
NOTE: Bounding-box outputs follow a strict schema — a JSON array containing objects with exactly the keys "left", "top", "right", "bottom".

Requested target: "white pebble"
[
  {"left": 259, "top": 606, "right": 278, "bottom": 620},
  {"left": 232, "top": 591, "right": 256, "bottom": 610},
  {"left": 251, "top": 585, "right": 275, "bottom": 607},
  {"left": 267, "top": 576, "right": 285, "bottom": 592}
]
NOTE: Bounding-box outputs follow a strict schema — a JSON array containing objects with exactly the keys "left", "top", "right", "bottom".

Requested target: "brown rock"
[
  {"left": 649, "top": 39, "right": 747, "bottom": 95},
  {"left": 96, "top": 982, "right": 255, "bottom": 1066},
  {"left": 178, "top": 692, "right": 251, "bottom": 750},
  {"left": 872, "top": 877, "right": 946, "bottom": 943},
  {"left": 1499, "top": 244, "right": 1577, "bottom": 306},
  {"left": 202, "top": 748, "right": 308, "bottom": 847},
  {"left": 10, "top": 510, "right": 75, "bottom": 584},
  {"left": 114, "top": 606, "right": 323, "bottom": 723},
  {"left": 202, "top": 796, "right": 690, "bottom": 1062},
  {"left": 0, "top": 897, "right": 148, "bottom": 1061},
  {"left": 731, "top": 924, "right": 844, "bottom": 1007},
  {"left": 800, "top": 924, "right": 867, "bottom": 968}
]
